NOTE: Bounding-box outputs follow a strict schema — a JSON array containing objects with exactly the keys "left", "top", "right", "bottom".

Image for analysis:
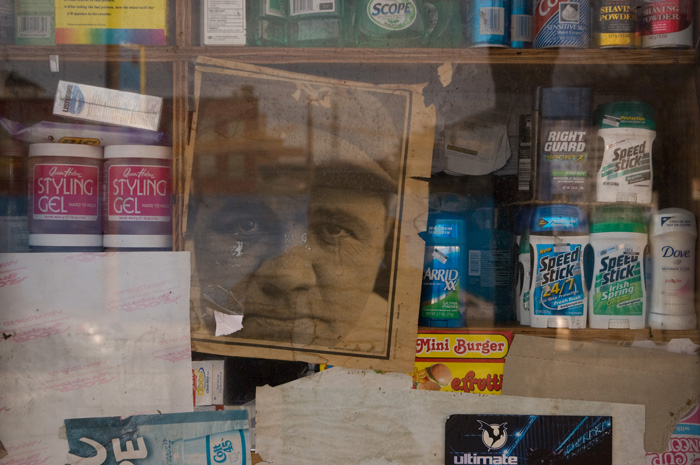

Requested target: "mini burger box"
[{"left": 412, "top": 330, "right": 513, "bottom": 395}]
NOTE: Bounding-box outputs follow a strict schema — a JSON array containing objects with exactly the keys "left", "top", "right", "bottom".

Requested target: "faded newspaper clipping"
[{"left": 185, "top": 58, "right": 433, "bottom": 372}]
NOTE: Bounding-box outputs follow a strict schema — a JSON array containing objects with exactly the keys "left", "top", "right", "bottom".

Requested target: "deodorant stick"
[{"left": 648, "top": 208, "right": 697, "bottom": 329}]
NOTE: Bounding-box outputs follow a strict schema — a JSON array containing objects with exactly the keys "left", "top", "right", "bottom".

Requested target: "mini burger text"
[{"left": 416, "top": 337, "right": 507, "bottom": 357}]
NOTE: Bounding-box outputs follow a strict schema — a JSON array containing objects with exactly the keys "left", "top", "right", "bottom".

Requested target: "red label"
[
  {"left": 107, "top": 165, "right": 171, "bottom": 221},
  {"left": 640, "top": 0, "right": 693, "bottom": 35},
  {"left": 535, "top": 0, "right": 561, "bottom": 34},
  {"left": 32, "top": 163, "right": 99, "bottom": 221}
]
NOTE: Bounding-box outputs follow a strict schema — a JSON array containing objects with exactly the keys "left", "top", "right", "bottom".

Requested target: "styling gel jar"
[
  {"left": 28, "top": 143, "right": 103, "bottom": 250},
  {"left": 103, "top": 145, "right": 172, "bottom": 250}
]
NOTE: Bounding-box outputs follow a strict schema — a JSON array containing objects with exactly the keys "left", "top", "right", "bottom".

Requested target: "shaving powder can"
[
  {"left": 640, "top": 0, "right": 693, "bottom": 48},
  {"left": 593, "top": 0, "right": 639, "bottom": 47}
]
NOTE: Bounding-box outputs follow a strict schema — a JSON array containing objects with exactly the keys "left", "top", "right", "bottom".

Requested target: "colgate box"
[{"left": 412, "top": 330, "right": 513, "bottom": 395}]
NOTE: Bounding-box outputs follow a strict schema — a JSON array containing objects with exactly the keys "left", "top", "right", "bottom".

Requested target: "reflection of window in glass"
[
  {"left": 198, "top": 153, "right": 218, "bottom": 178},
  {"left": 226, "top": 154, "right": 246, "bottom": 175}
]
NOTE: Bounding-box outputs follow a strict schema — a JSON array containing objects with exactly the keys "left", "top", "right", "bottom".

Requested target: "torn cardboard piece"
[
  {"left": 646, "top": 403, "right": 700, "bottom": 463},
  {"left": 502, "top": 334, "right": 700, "bottom": 453},
  {"left": 255, "top": 368, "right": 645, "bottom": 464}
]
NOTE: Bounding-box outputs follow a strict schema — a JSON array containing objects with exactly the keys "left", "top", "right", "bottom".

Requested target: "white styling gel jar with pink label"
[
  {"left": 28, "top": 143, "right": 104, "bottom": 249},
  {"left": 103, "top": 145, "right": 172, "bottom": 250}
]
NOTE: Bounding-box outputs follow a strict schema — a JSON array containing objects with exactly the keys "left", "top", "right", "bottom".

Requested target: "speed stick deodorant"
[
  {"left": 648, "top": 208, "right": 697, "bottom": 329},
  {"left": 595, "top": 101, "right": 656, "bottom": 204},
  {"left": 589, "top": 205, "right": 648, "bottom": 329},
  {"left": 529, "top": 204, "right": 589, "bottom": 328},
  {"left": 419, "top": 211, "right": 466, "bottom": 327}
]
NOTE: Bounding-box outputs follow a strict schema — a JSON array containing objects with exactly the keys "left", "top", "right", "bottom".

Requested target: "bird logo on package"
[{"left": 477, "top": 420, "right": 508, "bottom": 451}]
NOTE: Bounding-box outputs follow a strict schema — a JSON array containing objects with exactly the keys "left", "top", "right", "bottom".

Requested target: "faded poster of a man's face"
[{"left": 188, "top": 75, "right": 406, "bottom": 355}]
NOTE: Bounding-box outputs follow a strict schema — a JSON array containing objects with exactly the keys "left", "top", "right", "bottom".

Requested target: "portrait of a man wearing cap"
[{"left": 188, "top": 73, "right": 408, "bottom": 356}]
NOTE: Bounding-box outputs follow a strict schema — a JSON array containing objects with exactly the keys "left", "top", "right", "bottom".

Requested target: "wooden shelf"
[
  {"left": 180, "top": 47, "right": 699, "bottom": 65},
  {"left": 514, "top": 327, "right": 700, "bottom": 344},
  {"left": 1, "top": 45, "right": 697, "bottom": 65},
  {"left": 0, "top": 45, "right": 180, "bottom": 62},
  {"left": 419, "top": 327, "right": 700, "bottom": 344}
]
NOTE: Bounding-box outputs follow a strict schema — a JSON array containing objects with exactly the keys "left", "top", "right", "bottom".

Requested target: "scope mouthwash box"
[
  {"left": 55, "top": 0, "right": 167, "bottom": 45},
  {"left": 15, "top": 0, "right": 55, "bottom": 45}
]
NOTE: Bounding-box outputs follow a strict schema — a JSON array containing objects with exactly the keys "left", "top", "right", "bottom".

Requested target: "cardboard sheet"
[
  {"left": 255, "top": 368, "right": 646, "bottom": 464},
  {"left": 185, "top": 58, "right": 433, "bottom": 373},
  {"left": 502, "top": 334, "right": 700, "bottom": 453},
  {"left": 0, "top": 252, "right": 193, "bottom": 464}
]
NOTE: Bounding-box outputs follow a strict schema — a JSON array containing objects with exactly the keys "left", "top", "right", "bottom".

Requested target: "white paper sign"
[{"left": 0, "top": 252, "right": 193, "bottom": 464}]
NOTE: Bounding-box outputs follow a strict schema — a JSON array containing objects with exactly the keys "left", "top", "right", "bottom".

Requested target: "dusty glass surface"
[{"left": 0, "top": 1, "right": 699, "bottom": 463}]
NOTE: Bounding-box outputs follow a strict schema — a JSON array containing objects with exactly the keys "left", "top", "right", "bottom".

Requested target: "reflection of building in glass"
[{"left": 193, "top": 85, "right": 310, "bottom": 197}]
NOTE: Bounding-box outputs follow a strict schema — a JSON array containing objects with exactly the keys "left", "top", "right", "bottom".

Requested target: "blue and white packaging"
[
  {"left": 534, "top": 0, "right": 590, "bottom": 48},
  {"left": 510, "top": 0, "right": 533, "bottom": 48},
  {"left": 464, "top": 197, "right": 515, "bottom": 324},
  {"left": 463, "top": 0, "right": 511, "bottom": 47},
  {"left": 529, "top": 204, "right": 590, "bottom": 329},
  {"left": 419, "top": 211, "right": 467, "bottom": 328}
]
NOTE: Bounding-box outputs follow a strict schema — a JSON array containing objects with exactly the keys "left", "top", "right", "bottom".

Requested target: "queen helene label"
[
  {"left": 33, "top": 163, "right": 99, "bottom": 221},
  {"left": 108, "top": 165, "right": 171, "bottom": 221},
  {"left": 368, "top": 0, "right": 417, "bottom": 30}
]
